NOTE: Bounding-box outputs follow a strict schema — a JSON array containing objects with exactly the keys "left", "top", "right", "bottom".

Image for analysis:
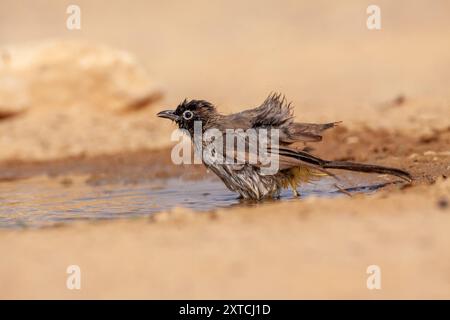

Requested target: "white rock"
[{"left": 0, "top": 40, "right": 162, "bottom": 113}]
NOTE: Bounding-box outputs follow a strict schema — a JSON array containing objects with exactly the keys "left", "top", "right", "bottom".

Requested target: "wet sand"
[{"left": 1, "top": 0, "right": 450, "bottom": 299}]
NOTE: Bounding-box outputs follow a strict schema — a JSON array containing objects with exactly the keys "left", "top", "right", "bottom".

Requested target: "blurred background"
[
  {"left": 1, "top": 0, "right": 449, "bottom": 161},
  {"left": 2, "top": 0, "right": 450, "bottom": 103}
]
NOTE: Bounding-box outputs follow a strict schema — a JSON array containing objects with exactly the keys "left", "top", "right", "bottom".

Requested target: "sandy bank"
[{"left": 1, "top": 178, "right": 449, "bottom": 299}]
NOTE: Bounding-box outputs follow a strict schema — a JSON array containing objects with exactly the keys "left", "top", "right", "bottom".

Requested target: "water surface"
[{"left": 0, "top": 173, "right": 395, "bottom": 228}]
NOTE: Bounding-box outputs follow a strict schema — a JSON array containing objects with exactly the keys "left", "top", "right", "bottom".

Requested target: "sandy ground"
[
  {"left": 0, "top": 0, "right": 450, "bottom": 299},
  {"left": 1, "top": 176, "right": 449, "bottom": 299}
]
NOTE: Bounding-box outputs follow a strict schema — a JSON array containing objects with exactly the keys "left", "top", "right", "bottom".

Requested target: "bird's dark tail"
[
  {"left": 277, "top": 148, "right": 412, "bottom": 182},
  {"left": 323, "top": 160, "right": 412, "bottom": 182}
]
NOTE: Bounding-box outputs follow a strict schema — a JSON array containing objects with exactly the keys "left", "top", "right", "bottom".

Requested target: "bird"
[{"left": 157, "top": 93, "right": 412, "bottom": 200}]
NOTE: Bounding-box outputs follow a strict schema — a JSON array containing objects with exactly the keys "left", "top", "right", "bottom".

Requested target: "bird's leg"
[
  {"left": 333, "top": 183, "right": 352, "bottom": 197},
  {"left": 290, "top": 182, "right": 300, "bottom": 197}
]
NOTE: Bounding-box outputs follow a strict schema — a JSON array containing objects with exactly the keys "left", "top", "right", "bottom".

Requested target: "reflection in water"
[{"left": 0, "top": 173, "right": 397, "bottom": 229}]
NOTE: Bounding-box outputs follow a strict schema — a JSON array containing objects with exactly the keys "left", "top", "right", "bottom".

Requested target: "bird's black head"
[{"left": 157, "top": 99, "right": 217, "bottom": 133}]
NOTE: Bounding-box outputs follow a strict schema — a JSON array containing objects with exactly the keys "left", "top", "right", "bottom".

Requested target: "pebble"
[
  {"left": 346, "top": 136, "right": 359, "bottom": 144},
  {"left": 437, "top": 197, "right": 449, "bottom": 210}
]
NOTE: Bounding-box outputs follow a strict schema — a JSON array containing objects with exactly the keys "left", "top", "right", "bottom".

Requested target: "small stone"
[
  {"left": 419, "top": 134, "right": 438, "bottom": 144},
  {"left": 437, "top": 197, "right": 448, "bottom": 210},
  {"left": 150, "top": 212, "right": 171, "bottom": 222},
  {"left": 346, "top": 136, "right": 359, "bottom": 144},
  {"left": 423, "top": 151, "right": 436, "bottom": 156},
  {"left": 60, "top": 177, "right": 73, "bottom": 187},
  {"left": 392, "top": 94, "right": 406, "bottom": 106},
  {"left": 150, "top": 207, "right": 195, "bottom": 223}
]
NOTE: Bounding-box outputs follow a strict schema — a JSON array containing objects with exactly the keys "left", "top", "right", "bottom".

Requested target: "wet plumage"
[{"left": 157, "top": 93, "right": 412, "bottom": 200}]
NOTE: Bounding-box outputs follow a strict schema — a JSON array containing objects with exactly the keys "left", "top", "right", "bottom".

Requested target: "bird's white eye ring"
[{"left": 182, "top": 110, "right": 194, "bottom": 120}]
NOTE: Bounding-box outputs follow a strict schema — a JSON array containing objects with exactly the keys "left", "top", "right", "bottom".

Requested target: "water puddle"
[{"left": 0, "top": 173, "right": 398, "bottom": 229}]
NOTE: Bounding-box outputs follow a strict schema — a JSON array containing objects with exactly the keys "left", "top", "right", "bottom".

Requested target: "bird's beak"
[{"left": 157, "top": 110, "right": 179, "bottom": 121}]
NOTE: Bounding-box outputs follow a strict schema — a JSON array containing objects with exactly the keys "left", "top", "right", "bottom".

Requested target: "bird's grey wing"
[
  {"left": 221, "top": 128, "right": 331, "bottom": 173},
  {"left": 220, "top": 93, "right": 339, "bottom": 171},
  {"left": 223, "top": 92, "right": 293, "bottom": 129},
  {"left": 226, "top": 93, "right": 339, "bottom": 142},
  {"left": 279, "top": 121, "right": 340, "bottom": 144}
]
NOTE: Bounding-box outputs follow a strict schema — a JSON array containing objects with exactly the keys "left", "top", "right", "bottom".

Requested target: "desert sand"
[{"left": 0, "top": 0, "right": 449, "bottom": 299}]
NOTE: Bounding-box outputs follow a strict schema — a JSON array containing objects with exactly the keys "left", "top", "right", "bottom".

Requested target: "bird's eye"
[{"left": 182, "top": 110, "right": 194, "bottom": 120}]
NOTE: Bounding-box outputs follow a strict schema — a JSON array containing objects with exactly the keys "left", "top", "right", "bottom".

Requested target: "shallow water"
[{"left": 0, "top": 173, "right": 395, "bottom": 229}]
